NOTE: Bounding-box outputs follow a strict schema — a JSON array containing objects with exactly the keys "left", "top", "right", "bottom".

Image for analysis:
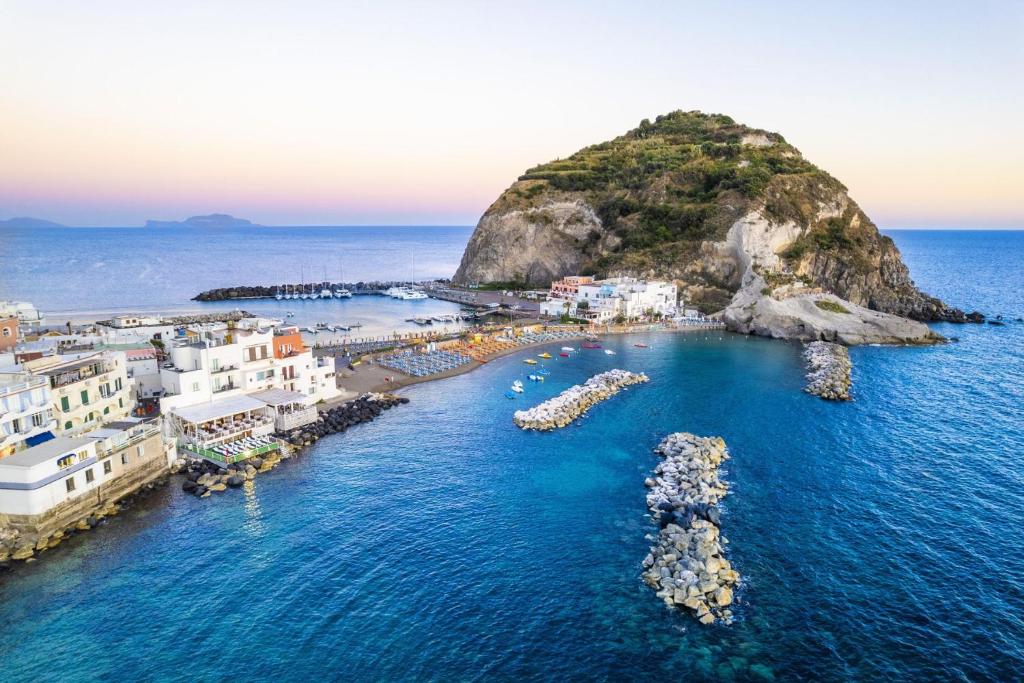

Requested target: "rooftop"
[
  {"left": 170, "top": 394, "right": 267, "bottom": 424},
  {"left": 0, "top": 436, "right": 94, "bottom": 468},
  {"left": 250, "top": 388, "right": 308, "bottom": 407}
]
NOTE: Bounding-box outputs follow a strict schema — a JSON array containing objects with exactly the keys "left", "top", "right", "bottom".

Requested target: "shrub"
[{"left": 815, "top": 299, "right": 850, "bottom": 314}]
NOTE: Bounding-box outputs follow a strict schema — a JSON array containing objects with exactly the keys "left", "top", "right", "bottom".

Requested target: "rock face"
[{"left": 453, "top": 111, "right": 971, "bottom": 342}]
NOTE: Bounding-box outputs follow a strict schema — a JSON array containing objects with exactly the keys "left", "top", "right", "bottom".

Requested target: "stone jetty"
[
  {"left": 642, "top": 433, "right": 740, "bottom": 625},
  {"left": 512, "top": 369, "right": 649, "bottom": 431},
  {"left": 284, "top": 393, "right": 408, "bottom": 448},
  {"left": 178, "top": 393, "right": 409, "bottom": 499},
  {"left": 803, "top": 341, "right": 852, "bottom": 401}
]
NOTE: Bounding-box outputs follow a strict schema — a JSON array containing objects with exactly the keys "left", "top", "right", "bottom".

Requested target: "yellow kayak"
[
  {"left": 524, "top": 359, "right": 538, "bottom": 365},
  {"left": 537, "top": 352, "right": 552, "bottom": 359}
]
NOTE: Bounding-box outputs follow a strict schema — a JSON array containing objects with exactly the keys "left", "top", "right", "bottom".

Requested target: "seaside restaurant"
[{"left": 167, "top": 395, "right": 279, "bottom": 464}]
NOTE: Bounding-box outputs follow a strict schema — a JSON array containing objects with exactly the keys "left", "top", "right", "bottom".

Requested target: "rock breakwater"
[
  {"left": 512, "top": 369, "right": 649, "bottom": 431},
  {"left": 642, "top": 433, "right": 740, "bottom": 625},
  {"left": 803, "top": 341, "right": 852, "bottom": 401},
  {"left": 284, "top": 393, "right": 408, "bottom": 448}
]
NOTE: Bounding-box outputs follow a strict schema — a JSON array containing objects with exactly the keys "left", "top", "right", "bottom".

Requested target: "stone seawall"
[
  {"left": 803, "top": 341, "right": 852, "bottom": 400},
  {"left": 642, "top": 433, "right": 740, "bottom": 625},
  {"left": 0, "top": 454, "right": 170, "bottom": 565},
  {"left": 512, "top": 369, "right": 649, "bottom": 431}
]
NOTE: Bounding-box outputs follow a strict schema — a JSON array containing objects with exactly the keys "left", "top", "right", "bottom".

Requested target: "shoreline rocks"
[
  {"left": 0, "top": 478, "right": 170, "bottom": 568},
  {"left": 642, "top": 433, "right": 740, "bottom": 625},
  {"left": 803, "top": 341, "right": 852, "bottom": 401},
  {"left": 512, "top": 369, "right": 649, "bottom": 431}
]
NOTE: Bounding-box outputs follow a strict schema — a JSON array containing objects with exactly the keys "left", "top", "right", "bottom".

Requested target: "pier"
[{"left": 803, "top": 341, "right": 852, "bottom": 400}]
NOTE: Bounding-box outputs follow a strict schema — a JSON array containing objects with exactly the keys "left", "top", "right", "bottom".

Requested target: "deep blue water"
[{"left": 0, "top": 230, "right": 1022, "bottom": 681}]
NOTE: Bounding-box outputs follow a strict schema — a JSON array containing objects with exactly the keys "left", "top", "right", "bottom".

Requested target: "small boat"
[
  {"left": 303, "top": 326, "right": 316, "bottom": 334},
  {"left": 334, "top": 288, "right": 353, "bottom": 298},
  {"left": 285, "top": 311, "right": 295, "bottom": 318},
  {"left": 538, "top": 352, "right": 552, "bottom": 359},
  {"left": 511, "top": 380, "right": 524, "bottom": 393},
  {"left": 315, "top": 322, "right": 330, "bottom": 330},
  {"left": 559, "top": 352, "right": 569, "bottom": 357},
  {"left": 537, "top": 368, "right": 550, "bottom": 376},
  {"left": 634, "top": 343, "right": 649, "bottom": 348},
  {"left": 528, "top": 374, "right": 544, "bottom": 382},
  {"left": 604, "top": 349, "right": 616, "bottom": 355},
  {"left": 581, "top": 342, "right": 601, "bottom": 349},
  {"left": 523, "top": 359, "right": 537, "bottom": 365},
  {"left": 561, "top": 347, "right": 575, "bottom": 352},
  {"left": 275, "top": 287, "right": 283, "bottom": 301}
]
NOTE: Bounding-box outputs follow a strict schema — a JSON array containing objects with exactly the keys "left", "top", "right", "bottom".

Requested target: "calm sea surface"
[{"left": 0, "top": 229, "right": 1022, "bottom": 681}]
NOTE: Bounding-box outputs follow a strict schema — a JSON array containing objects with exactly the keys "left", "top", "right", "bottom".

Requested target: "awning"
[
  {"left": 170, "top": 395, "right": 267, "bottom": 424},
  {"left": 25, "top": 431, "right": 55, "bottom": 447}
]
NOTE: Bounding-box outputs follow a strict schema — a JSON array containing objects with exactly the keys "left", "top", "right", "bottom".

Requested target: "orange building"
[
  {"left": 0, "top": 317, "right": 17, "bottom": 353},
  {"left": 273, "top": 327, "right": 306, "bottom": 359},
  {"left": 549, "top": 276, "right": 594, "bottom": 300}
]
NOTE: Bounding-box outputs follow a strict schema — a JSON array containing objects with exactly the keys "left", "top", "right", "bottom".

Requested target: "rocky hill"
[{"left": 453, "top": 111, "right": 976, "bottom": 343}]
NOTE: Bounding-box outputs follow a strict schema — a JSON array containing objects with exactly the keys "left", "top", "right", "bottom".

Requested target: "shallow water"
[{"left": 0, "top": 231, "right": 1022, "bottom": 681}]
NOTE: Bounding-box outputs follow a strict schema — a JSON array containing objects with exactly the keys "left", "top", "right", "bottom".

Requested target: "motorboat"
[
  {"left": 398, "top": 289, "right": 428, "bottom": 300},
  {"left": 334, "top": 288, "right": 353, "bottom": 298},
  {"left": 581, "top": 342, "right": 601, "bottom": 349},
  {"left": 604, "top": 349, "right": 616, "bottom": 355},
  {"left": 511, "top": 380, "right": 524, "bottom": 393},
  {"left": 537, "top": 352, "right": 552, "bottom": 359},
  {"left": 634, "top": 343, "right": 649, "bottom": 348},
  {"left": 559, "top": 352, "right": 569, "bottom": 357},
  {"left": 537, "top": 368, "right": 550, "bottom": 376},
  {"left": 561, "top": 346, "right": 575, "bottom": 352},
  {"left": 523, "top": 359, "right": 537, "bottom": 365},
  {"left": 528, "top": 374, "right": 544, "bottom": 382}
]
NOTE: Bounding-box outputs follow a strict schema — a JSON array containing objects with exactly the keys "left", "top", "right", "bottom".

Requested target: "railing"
[
  {"left": 277, "top": 407, "right": 317, "bottom": 431},
  {"left": 182, "top": 440, "right": 279, "bottom": 464}
]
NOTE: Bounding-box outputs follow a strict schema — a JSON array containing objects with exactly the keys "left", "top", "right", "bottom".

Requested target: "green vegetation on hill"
[{"left": 505, "top": 111, "right": 838, "bottom": 256}]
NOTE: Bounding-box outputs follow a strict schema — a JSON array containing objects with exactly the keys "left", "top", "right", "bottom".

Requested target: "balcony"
[
  {"left": 213, "top": 382, "right": 237, "bottom": 394},
  {"left": 276, "top": 406, "right": 317, "bottom": 431}
]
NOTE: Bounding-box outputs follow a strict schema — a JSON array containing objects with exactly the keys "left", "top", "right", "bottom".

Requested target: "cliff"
[{"left": 453, "top": 111, "right": 975, "bottom": 343}]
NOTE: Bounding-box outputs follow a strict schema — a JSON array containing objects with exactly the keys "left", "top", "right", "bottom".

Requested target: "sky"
[{"left": 0, "top": 1, "right": 1021, "bottom": 228}]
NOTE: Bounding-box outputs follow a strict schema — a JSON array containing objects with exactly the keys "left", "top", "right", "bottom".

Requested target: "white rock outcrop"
[{"left": 513, "top": 369, "right": 649, "bottom": 431}]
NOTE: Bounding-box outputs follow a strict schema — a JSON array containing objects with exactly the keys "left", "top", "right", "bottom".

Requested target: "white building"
[
  {"left": 124, "top": 347, "right": 162, "bottom": 401},
  {"left": 0, "top": 374, "right": 57, "bottom": 459},
  {"left": 540, "top": 277, "right": 677, "bottom": 323},
  {"left": 0, "top": 301, "right": 44, "bottom": 330},
  {"left": 0, "top": 419, "right": 168, "bottom": 535},
  {"left": 159, "top": 320, "right": 339, "bottom": 416}
]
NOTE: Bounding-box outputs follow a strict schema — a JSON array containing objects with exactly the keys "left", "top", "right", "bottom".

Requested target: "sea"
[{"left": 0, "top": 228, "right": 1022, "bottom": 681}]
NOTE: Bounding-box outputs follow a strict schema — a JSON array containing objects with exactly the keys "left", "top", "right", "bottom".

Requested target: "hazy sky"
[{"left": 1, "top": 1, "right": 1021, "bottom": 228}]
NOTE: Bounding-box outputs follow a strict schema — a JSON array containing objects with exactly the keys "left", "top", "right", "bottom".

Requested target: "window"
[
  {"left": 60, "top": 396, "right": 70, "bottom": 412},
  {"left": 212, "top": 358, "right": 220, "bottom": 371},
  {"left": 103, "top": 460, "right": 112, "bottom": 474},
  {"left": 11, "top": 418, "right": 21, "bottom": 433},
  {"left": 31, "top": 412, "right": 45, "bottom": 427},
  {"left": 191, "top": 382, "right": 199, "bottom": 392},
  {"left": 64, "top": 421, "right": 73, "bottom": 430},
  {"left": 136, "top": 445, "right": 144, "bottom": 459},
  {"left": 80, "top": 389, "right": 89, "bottom": 405},
  {"left": 1, "top": 327, "right": 9, "bottom": 337},
  {"left": 65, "top": 477, "right": 76, "bottom": 492},
  {"left": 118, "top": 398, "right": 123, "bottom": 408},
  {"left": 57, "top": 454, "right": 75, "bottom": 469},
  {"left": 103, "top": 406, "right": 110, "bottom": 415},
  {"left": 121, "top": 453, "right": 128, "bottom": 465},
  {"left": 115, "top": 377, "right": 123, "bottom": 391},
  {"left": 85, "top": 468, "right": 94, "bottom": 483}
]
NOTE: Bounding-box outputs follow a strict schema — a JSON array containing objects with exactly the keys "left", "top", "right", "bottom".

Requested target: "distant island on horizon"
[
  {"left": 0, "top": 216, "right": 68, "bottom": 229},
  {"left": 144, "top": 213, "right": 262, "bottom": 228}
]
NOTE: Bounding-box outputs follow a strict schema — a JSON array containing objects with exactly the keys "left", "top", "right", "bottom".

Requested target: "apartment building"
[
  {"left": 23, "top": 351, "right": 134, "bottom": 436},
  {"left": 0, "top": 374, "right": 57, "bottom": 459}
]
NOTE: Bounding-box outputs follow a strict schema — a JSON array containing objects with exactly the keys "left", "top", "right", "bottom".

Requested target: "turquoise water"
[{"left": 0, "top": 231, "right": 1022, "bottom": 680}]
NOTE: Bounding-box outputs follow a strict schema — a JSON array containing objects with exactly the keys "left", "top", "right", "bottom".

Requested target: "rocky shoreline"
[
  {"left": 642, "top": 433, "right": 740, "bottom": 625},
  {"left": 192, "top": 282, "right": 421, "bottom": 301},
  {"left": 803, "top": 341, "right": 852, "bottom": 401},
  {"left": 512, "top": 369, "right": 649, "bottom": 431},
  {"left": 0, "top": 477, "right": 171, "bottom": 568},
  {"left": 177, "top": 393, "right": 409, "bottom": 499}
]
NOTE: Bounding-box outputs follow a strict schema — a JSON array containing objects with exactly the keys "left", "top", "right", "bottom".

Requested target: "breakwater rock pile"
[
  {"left": 283, "top": 393, "right": 409, "bottom": 447},
  {"left": 512, "top": 369, "right": 649, "bottom": 431},
  {"left": 803, "top": 341, "right": 852, "bottom": 401},
  {"left": 642, "top": 433, "right": 740, "bottom": 625}
]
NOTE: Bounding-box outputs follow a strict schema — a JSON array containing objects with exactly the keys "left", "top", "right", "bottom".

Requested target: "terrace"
[{"left": 168, "top": 395, "right": 277, "bottom": 464}]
